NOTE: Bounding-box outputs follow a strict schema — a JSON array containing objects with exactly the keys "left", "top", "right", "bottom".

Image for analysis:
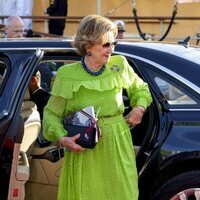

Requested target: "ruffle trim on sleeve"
[{"left": 51, "top": 56, "right": 135, "bottom": 99}]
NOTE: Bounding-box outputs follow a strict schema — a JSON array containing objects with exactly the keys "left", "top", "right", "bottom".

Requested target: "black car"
[{"left": 0, "top": 39, "right": 200, "bottom": 200}]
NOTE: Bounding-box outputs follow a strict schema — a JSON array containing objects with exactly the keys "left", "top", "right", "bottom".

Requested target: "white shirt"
[{"left": 0, "top": 0, "right": 33, "bottom": 30}]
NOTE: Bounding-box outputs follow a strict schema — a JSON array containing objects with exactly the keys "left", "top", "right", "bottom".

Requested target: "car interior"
[
  {"left": 20, "top": 89, "right": 41, "bottom": 155},
  {"left": 24, "top": 61, "right": 66, "bottom": 200},
  {"left": 7, "top": 89, "right": 41, "bottom": 200}
]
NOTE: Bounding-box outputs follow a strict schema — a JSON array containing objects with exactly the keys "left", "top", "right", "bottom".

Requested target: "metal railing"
[{"left": 1, "top": 15, "right": 200, "bottom": 42}]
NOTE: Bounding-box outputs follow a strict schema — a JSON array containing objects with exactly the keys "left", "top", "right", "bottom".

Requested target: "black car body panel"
[{"left": 0, "top": 39, "right": 200, "bottom": 200}]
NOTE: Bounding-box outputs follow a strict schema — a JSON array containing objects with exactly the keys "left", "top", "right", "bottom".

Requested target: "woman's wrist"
[
  {"left": 135, "top": 106, "right": 146, "bottom": 114},
  {"left": 59, "top": 137, "right": 65, "bottom": 148}
]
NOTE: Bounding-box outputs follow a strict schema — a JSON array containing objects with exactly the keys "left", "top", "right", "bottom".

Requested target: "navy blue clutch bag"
[
  {"left": 63, "top": 124, "right": 97, "bottom": 149},
  {"left": 63, "top": 106, "right": 100, "bottom": 149}
]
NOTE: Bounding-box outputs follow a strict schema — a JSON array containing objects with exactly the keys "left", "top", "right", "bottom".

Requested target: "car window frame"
[
  {"left": 0, "top": 55, "right": 11, "bottom": 94},
  {"left": 138, "top": 61, "right": 200, "bottom": 108}
]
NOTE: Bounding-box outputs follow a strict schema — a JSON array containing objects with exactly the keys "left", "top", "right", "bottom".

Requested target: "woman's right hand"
[{"left": 59, "top": 134, "right": 85, "bottom": 153}]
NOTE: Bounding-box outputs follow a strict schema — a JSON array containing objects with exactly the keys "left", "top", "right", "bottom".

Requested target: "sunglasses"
[{"left": 102, "top": 41, "right": 117, "bottom": 48}]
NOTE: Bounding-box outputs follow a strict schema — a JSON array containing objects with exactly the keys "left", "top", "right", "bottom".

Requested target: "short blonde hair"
[{"left": 74, "top": 15, "right": 118, "bottom": 55}]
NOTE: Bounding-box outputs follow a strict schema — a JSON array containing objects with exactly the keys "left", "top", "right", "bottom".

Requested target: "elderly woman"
[{"left": 43, "top": 14, "right": 152, "bottom": 200}]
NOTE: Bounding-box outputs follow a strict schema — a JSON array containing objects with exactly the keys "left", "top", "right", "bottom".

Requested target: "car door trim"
[{"left": 169, "top": 108, "right": 200, "bottom": 111}]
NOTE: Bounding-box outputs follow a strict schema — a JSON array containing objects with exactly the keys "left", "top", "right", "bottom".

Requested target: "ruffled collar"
[{"left": 51, "top": 55, "right": 135, "bottom": 99}]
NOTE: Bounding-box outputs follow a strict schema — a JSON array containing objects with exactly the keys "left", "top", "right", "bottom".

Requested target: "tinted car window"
[
  {"left": 155, "top": 77, "right": 196, "bottom": 105},
  {"left": 139, "top": 62, "right": 199, "bottom": 106}
]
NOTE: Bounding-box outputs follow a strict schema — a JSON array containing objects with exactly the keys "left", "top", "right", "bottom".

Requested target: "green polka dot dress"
[{"left": 43, "top": 55, "right": 152, "bottom": 200}]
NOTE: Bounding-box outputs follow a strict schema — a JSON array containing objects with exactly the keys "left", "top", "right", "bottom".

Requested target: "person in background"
[
  {"left": 43, "top": 14, "right": 152, "bottom": 200},
  {"left": 18, "top": 0, "right": 33, "bottom": 32},
  {"left": 37, "top": 62, "right": 55, "bottom": 91},
  {"left": 25, "top": 29, "right": 42, "bottom": 38},
  {"left": 0, "top": 0, "right": 33, "bottom": 31},
  {"left": 29, "top": 70, "right": 51, "bottom": 147},
  {"left": 29, "top": 70, "right": 50, "bottom": 120},
  {"left": 0, "top": 0, "right": 18, "bottom": 25},
  {"left": 114, "top": 20, "right": 126, "bottom": 39},
  {"left": 46, "top": 0, "right": 68, "bottom": 36},
  {"left": 4, "top": 16, "right": 24, "bottom": 38}
]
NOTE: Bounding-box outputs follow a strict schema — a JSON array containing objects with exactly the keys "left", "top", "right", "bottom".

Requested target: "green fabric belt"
[{"left": 97, "top": 114, "right": 124, "bottom": 126}]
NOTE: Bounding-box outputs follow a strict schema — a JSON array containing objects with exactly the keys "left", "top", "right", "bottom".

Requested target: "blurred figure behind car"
[
  {"left": 28, "top": 70, "right": 50, "bottom": 120},
  {"left": 114, "top": 20, "right": 126, "bottom": 39},
  {"left": 4, "top": 16, "right": 24, "bottom": 38}
]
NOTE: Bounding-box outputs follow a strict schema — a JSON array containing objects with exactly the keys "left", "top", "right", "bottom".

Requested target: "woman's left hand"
[{"left": 124, "top": 106, "right": 145, "bottom": 127}]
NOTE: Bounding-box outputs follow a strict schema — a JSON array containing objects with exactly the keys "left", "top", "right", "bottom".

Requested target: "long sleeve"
[
  {"left": 43, "top": 94, "right": 68, "bottom": 141},
  {"left": 124, "top": 58, "right": 152, "bottom": 109}
]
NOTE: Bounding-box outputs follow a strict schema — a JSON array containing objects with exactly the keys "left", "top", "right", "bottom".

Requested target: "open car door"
[{"left": 0, "top": 49, "right": 43, "bottom": 200}]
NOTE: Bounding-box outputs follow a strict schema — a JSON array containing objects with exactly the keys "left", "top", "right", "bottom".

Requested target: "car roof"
[
  {"left": 0, "top": 38, "right": 73, "bottom": 49},
  {"left": 115, "top": 41, "right": 200, "bottom": 87},
  {"left": 0, "top": 37, "right": 199, "bottom": 57},
  {"left": 0, "top": 38, "right": 199, "bottom": 66},
  {"left": 0, "top": 38, "right": 200, "bottom": 86},
  {"left": 119, "top": 41, "right": 200, "bottom": 65}
]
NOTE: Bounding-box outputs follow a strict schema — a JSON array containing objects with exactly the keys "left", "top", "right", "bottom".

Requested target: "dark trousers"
[{"left": 48, "top": 20, "right": 65, "bottom": 36}]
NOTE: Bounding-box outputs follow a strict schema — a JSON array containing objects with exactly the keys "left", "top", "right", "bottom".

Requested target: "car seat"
[
  {"left": 7, "top": 89, "right": 41, "bottom": 200},
  {"left": 20, "top": 89, "right": 41, "bottom": 156}
]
